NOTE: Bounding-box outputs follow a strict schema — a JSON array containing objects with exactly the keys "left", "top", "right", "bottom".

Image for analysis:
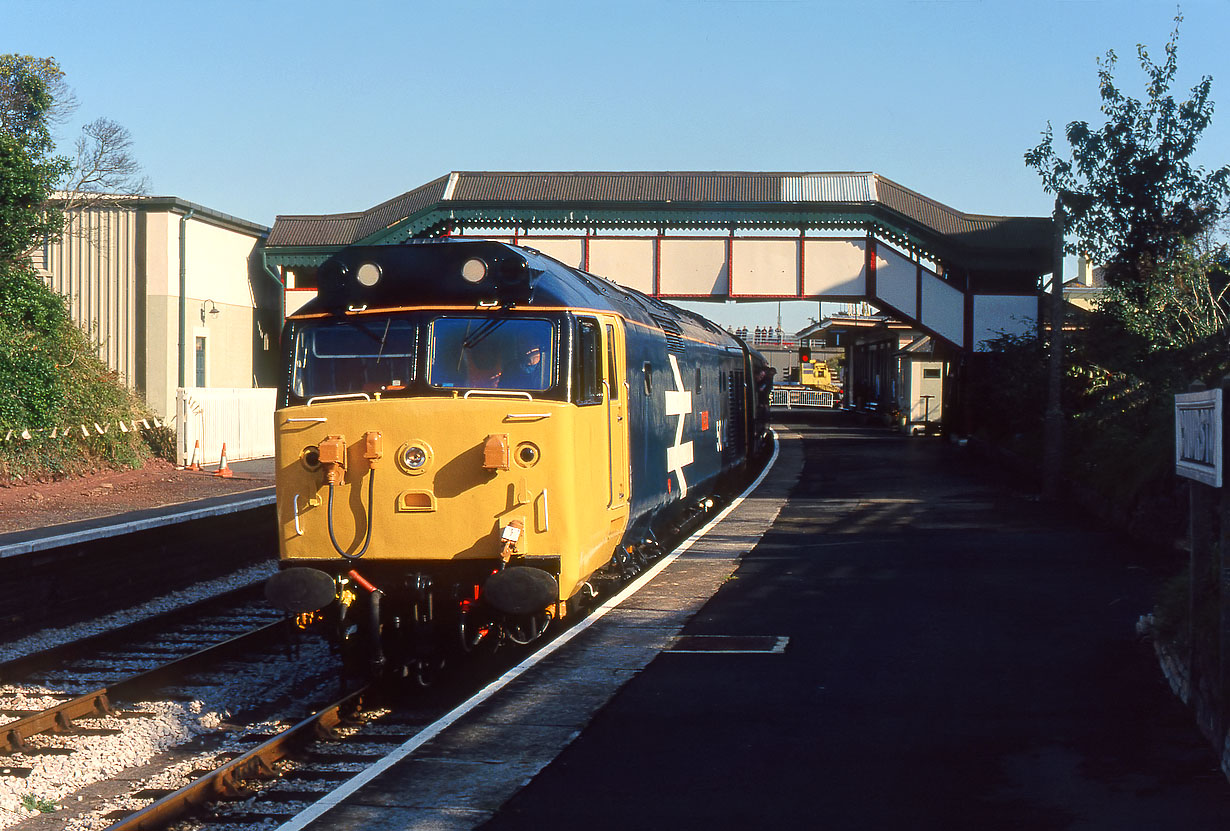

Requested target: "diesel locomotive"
[{"left": 265, "top": 239, "right": 772, "bottom": 677}]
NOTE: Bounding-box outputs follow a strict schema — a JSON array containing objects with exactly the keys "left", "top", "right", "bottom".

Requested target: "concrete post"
[{"left": 1219, "top": 374, "right": 1230, "bottom": 737}]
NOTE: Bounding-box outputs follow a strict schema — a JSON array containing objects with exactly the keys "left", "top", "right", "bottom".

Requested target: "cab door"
[
  {"left": 573, "top": 316, "right": 631, "bottom": 582},
  {"left": 602, "top": 319, "right": 630, "bottom": 512}
]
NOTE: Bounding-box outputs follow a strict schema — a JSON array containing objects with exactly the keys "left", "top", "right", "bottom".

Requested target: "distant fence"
[
  {"left": 770, "top": 388, "right": 835, "bottom": 409},
  {"left": 176, "top": 388, "right": 276, "bottom": 465}
]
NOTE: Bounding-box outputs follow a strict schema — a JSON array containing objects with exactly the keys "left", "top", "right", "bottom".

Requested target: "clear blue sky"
[{"left": 5, "top": 0, "right": 1228, "bottom": 332}]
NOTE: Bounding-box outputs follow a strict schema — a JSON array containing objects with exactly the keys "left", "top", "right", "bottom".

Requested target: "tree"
[
  {"left": 1026, "top": 13, "right": 1230, "bottom": 306},
  {"left": 0, "top": 55, "right": 70, "bottom": 271},
  {"left": 62, "top": 117, "right": 149, "bottom": 211},
  {"left": 0, "top": 55, "right": 157, "bottom": 480},
  {"left": 0, "top": 55, "right": 146, "bottom": 264},
  {"left": 0, "top": 55, "right": 74, "bottom": 153}
]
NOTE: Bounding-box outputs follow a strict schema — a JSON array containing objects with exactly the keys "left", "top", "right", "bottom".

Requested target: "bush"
[{"left": 0, "top": 262, "right": 161, "bottom": 483}]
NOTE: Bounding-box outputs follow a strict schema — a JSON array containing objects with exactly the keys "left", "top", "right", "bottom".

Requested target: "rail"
[
  {"left": 103, "top": 685, "right": 371, "bottom": 831},
  {"left": 0, "top": 618, "right": 288, "bottom": 754},
  {"left": 770, "top": 388, "right": 835, "bottom": 409}
]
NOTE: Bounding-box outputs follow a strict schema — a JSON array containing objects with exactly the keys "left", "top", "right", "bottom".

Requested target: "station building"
[{"left": 32, "top": 197, "right": 278, "bottom": 420}]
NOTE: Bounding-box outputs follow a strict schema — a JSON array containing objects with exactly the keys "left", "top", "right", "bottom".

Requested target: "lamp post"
[{"left": 1042, "top": 198, "right": 1066, "bottom": 501}]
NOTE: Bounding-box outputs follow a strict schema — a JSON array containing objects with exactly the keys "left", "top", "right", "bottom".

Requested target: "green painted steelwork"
[{"left": 265, "top": 207, "right": 934, "bottom": 270}]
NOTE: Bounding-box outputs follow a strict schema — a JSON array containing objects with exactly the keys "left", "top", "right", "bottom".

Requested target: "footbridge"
[{"left": 265, "top": 171, "right": 1055, "bottom": 353}]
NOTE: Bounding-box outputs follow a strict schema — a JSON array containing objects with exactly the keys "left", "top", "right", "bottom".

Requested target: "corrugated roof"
[
  {"left": 450, "top": 172, "right": 780, "bottom": 203},
  {"left": 354, "top": 174, "right": 450, "bottom": 240},
  {"left": 781, "top": 173, "right": 876, "bottom": 203},
  {"left": 266, "top": 213, "right": 362, "bottom": 247},
  {"left": 874, "top": 176, "right": 992, "bottom": 236}
]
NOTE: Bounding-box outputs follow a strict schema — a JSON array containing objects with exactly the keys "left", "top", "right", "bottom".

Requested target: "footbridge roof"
[{"left": 265, "top": 171, "right": 1054, "bottom": 274}]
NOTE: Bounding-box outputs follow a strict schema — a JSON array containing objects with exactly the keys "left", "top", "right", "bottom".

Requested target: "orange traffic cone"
[
  {"left": 214, "top": 443, "right": 234, "bottom": 477},
  {"left": 187, "top": 440, "right": 201, "bottom": 471}
]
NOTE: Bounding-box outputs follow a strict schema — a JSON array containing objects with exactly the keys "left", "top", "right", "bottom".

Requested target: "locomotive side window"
[
  {"left": 429, "top": 317, "right": 553, "bottom": 392},
  {"left": 291, "top": 319, "right": 417, "bottom": 399},
  {"left": 605, "top": 324, "right": 619, "bottom": 401},
  {"left": 574, "top": 318, "right": 603, "bottom": 405}
]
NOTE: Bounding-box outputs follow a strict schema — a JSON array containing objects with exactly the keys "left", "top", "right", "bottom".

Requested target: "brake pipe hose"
[{"left": 327, "top": 470, "right": 376, "bottom": 560}]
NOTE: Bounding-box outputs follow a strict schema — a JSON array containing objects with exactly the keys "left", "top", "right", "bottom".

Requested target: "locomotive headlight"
[
  {"left": 397, "top": 441, "right": 433, "bottom": 475},
  {"left": 461, "top": 258, "right": 488, "bottom": 283},
  {"left": 356, "top": 262, "right": 382, "bottom": 287}
]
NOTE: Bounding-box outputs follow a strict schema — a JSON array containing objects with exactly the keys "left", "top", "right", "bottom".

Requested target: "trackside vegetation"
[
  {"left": 0, "top": 55, "right": 166, "bottom": 485},
  {"left": 980, "top": 15, "right": 1230, "bottom": 542},
  {"left": 976, "top": 14, "right": 1230, "bottom": 758}
]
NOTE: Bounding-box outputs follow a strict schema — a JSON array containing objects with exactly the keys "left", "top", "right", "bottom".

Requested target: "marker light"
[
  {"left": 461, "top": 258, "right": 488, "bottom": 283},
  {"left": 356, "top": 262, "right": 382, "bottom": 287}
]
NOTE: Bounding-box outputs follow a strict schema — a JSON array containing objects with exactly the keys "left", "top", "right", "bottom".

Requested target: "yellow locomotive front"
[{"left": 268, "top": 303, "right": 632, "bottom": 675}]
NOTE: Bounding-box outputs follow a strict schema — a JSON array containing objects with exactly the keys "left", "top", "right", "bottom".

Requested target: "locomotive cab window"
[
  {"left": 573, "top": 318, "right": 603, "bottom": 405},
  {"left": 428, "top": 317, "right": 554, "bottom": 392},
  {"left": 605, "top": 324, "right": 619, "bottom": 401},
  {"left": 291, "top": 319, "right": 417, "bottom": 399}
]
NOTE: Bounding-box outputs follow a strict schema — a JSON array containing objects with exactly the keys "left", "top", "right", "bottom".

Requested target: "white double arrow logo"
[{"left": 665, "top": 354, "right": 694, "bottom": 496}]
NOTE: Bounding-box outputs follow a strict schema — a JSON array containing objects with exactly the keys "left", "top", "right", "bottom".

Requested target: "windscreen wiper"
[{"left": 462, "top": 318, "right": 506, "bottom": 350}]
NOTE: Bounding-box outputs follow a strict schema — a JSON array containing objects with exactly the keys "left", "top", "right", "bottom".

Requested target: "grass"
[{"left": 20, "top": 793, "right": 58, "bottom": 813}]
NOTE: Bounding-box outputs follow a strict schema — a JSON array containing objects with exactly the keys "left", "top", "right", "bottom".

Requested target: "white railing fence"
[
  {"left": 176, "top": 388, "right": 276, "bottom": 466},
  {"left": 770, "top": 388, "right": 835, "bottom": 409}
]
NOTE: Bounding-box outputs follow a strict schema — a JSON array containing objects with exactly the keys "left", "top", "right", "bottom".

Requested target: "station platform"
[
  {"left": 0, "top": 457, "right": 274, "bottom": 560},
  {"left": 280, "top": 412, "right": 1230, "bottom": 830},
  {"left": 0, "top": 457, "right": 278, "bottom": 639}
]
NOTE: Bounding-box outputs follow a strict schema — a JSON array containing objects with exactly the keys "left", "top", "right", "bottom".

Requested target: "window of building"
[{"left": 194, "top": 336, "right": 207, "bottom": 387}]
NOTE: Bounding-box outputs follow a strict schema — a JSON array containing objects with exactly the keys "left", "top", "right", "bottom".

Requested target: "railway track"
[
  {"left": 84, "top": 547, "right": 708, "bottom": 828},
  {"left": 92, "top": 621, "right": 559, "bottom": 829},
  {"left": 0, "top": 585, "right": 342, "bottom": 829},
  {"left": 2, "top": 464, "right": 764, "bottom": 829},
  {"left": 0, "top": 585, "right": 533, "bottom": 829},
  {"left": 102, "top": 684, "right": 373, "bottom": 830},
  {"left": 0, "top": 583, "right": 274, "bottom": 685},
  {"left": 84, "top": 474, "right": 765, "bottom": 830},
  {"left": 0, "top": 616, "right": 288, "bottom": 756}
]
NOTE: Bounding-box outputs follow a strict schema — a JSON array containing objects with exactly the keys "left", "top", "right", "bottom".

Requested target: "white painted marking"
[
  {"left": 669, "top": 635, "right": 790, "bottom": 655},
  {"left": 0, "top": 493, "right": 276, "bottom": 560},
  {"left": 664, "top": 354, "right": 694, "bottom": 496},
  {"left": 275, "top": 432, "right": 781, "bottom": 831}
]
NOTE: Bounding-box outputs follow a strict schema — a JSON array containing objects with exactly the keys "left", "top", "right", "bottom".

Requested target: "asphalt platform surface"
[{"left": 474, "top": 412, "right": 1230, "bottom": 830}]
